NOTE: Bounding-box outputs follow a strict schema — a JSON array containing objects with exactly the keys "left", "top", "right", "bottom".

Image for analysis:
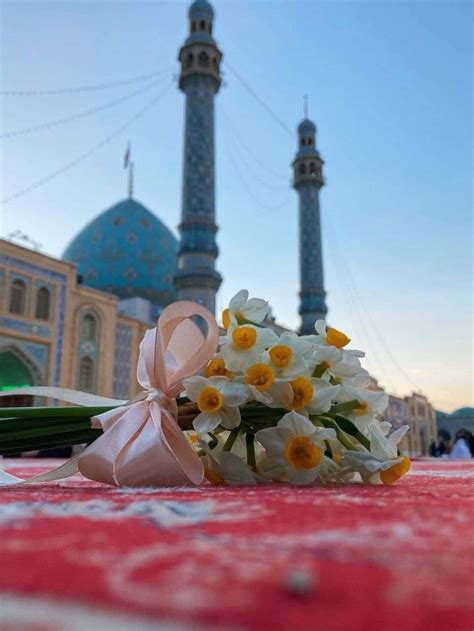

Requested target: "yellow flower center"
[
  {"left": 269, "top": 345, "right": 293, "bottom": 368},
  {"left": 353, "top": 401, "right": 369, "bottom": 416},
  {"left": 289, "top": 377, "right": 314, "bottom": 410},
  {"left": 204, "top": 358, "right": 229, "bottom": 378},
  {"left": 245, "top": 363, "right": 275, "bottom": 391},
  {"left": 232, "top": 326, "right": 257, "bottom": 350},
  {"left": 197, "top": 386, "right": 224, "bottom": 413},
  {"left": 326, "top": 327, "right": 351, "bottom": 349},
  {"left": 380, "top": 457, "right": 411, "bottom": 485},
  {"left": 222, "top": 308, "right": 243, "bottom": 328},
  {"left": 284, "top": 436, "right": 322, "bottom": 469},
  {"left": 204, "top": 467, "right": 225, "bottom": 486}
]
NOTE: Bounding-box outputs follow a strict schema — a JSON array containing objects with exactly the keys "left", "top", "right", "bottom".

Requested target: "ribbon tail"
[
  {"left": 0, "top": 455, "right": 80, "bottom": 487},
  {"left": 152, "top": 406, "right": 204, "bottom": 486},
  {"left": 0, "top": 387, "right": 127, "bottom": 407}
]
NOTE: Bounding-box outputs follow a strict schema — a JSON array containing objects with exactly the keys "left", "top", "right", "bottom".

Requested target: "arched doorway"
[{"left": 0, "top": 348, "right": 39, "bottom": 407}]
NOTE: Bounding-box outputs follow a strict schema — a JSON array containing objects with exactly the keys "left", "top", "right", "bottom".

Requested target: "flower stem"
[
  {"left": 246, "top": 431, "right": 256, "bottom": 470},
  {"left": 223, "top": 428, "right": 239, "bottom": 452}
]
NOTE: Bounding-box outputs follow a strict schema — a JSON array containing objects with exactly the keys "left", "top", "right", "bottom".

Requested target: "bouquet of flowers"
[{"left": 0, "top": 290, "right": 410, "bottom": 487}]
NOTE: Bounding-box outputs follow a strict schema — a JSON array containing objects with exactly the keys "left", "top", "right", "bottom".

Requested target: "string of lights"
[
  {"left": 1, "top": 77, "right": 170, "bottom": 140},
  {"left": 1, "top": 81, "right": 173, "bottom": 206},
  {"left": 219, "top": 105, "right": 289, "bottom": 182},
  {"left": 223, "top": 138, "right": 292, "bottom": 212},
  {"left": 0, "top": 67, "right": 174, "bottom": 97},
  {"left": 223, "top": 61, "right": 293, "bottom": 139}
]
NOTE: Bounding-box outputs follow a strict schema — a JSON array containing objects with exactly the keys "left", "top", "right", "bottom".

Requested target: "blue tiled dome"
[
  {"left": 63, "top": 198, "right": 178, "bottom": 308},
  {"left": 189, "top": 0, "right": 214, "bottom": 20},
  {"left": 298, "top": 118, "right": 316, "bottom": 134}
]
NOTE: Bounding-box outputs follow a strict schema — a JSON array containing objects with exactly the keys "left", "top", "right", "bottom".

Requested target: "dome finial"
[
  {"left": 123, "top": 141, "right": 134, "bottom": 198},
  {"left": 304, "top": 94, "right": 309, "bottom": 118}
]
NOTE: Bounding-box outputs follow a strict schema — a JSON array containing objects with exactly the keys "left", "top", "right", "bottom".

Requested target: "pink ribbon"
[{"left": 77, "top": 301, "right": 219, "bottom": 487}]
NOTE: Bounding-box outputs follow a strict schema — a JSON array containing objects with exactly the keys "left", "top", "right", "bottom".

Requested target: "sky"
[{"left": 0, "top": 0, "right": 472, "bottom": 412}]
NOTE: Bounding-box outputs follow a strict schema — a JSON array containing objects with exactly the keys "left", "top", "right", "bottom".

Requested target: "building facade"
[
  {"left": 0, "top": 239, "right": 149, "bottom": 404},
  {"left": 173, "top": 0, "right": 222, "bottom": 314},
  {"left": 385, "top": 392, "right": 438, "bottom": 456},
  {"left": 292, "top": 117, "right": 328, "bottom": 334}
]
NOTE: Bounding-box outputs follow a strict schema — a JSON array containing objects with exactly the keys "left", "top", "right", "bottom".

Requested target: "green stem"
[
  {"left": 222, "top": 428, "right": 239, "bottom": 452},
  {"left": 246, "top": 431, "right": 256, "bottom": 470}
]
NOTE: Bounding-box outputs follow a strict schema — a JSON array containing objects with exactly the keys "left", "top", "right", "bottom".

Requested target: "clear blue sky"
[{"left": 1, "top": 1, "right": 472, "bottom": 411}]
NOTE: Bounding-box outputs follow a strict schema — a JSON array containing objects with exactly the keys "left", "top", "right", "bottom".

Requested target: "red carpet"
[{"left": 0, "top": 459, "right": 473, "bottom": 631}]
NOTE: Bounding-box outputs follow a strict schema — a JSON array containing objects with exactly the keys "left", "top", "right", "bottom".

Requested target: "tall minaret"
[
  {"left": 292, "top": 113, "right": 328, "bottom": 334},
  {"left": 174, "top": 0, "right": 222, "bottom": 314}
]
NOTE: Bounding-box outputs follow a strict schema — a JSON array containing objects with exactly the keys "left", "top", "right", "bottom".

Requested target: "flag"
[{"left": 123, "top": 142, "right": 131, "bottom": 169}]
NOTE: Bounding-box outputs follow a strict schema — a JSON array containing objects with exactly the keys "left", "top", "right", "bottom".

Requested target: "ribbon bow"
[{"left": 0, "top": 301, "right": 219, "bottom": 488}]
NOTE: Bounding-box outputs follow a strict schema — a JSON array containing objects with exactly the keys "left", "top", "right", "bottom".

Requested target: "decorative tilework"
[
  {"left": 0, "top": 254, "right": 67, "bottom": 386},
  {"left": 113, "top": 323, "right": 132, "bottom": 399},
  {"left": 0, "top": 317, "right": 51, "bottom": 338},
  {"left": 293, "top": 120, "right": 328, "bottom": 334}
]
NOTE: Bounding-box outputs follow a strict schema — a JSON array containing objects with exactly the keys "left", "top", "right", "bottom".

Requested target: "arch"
[
  {"left": 9, "top": 279, "right": 27, "bottom": 315},
  {"left": 200, "top": 19, "right": 206, "bottom": 31},
  {"left": 0, "top": 346, "right": 42, "bottom": 407},
  {"left": 198, "top": 50, "right": 209, "bottom": 67},
  {"left": 301, "top": 138, "right": 306, "bottom": 146},
  {"left": 191, "top": 20, "right": 197, "bottom": 32},
  {"left": 186, "top": 52, "right": 194, "bottom": 68},
  {"left": 78, "top": 356, "right": 95, "bottom": 392},
  {"left": 35, "top": 286, "right": 51, "bottom": 320},
  {"left": 309, "top": 162, "right": 316, "bottom": 175},
  {"left": 307, "top": 137, "right": 312, "bottom": 145},
  {"left": 299, "top": 163, "right": 306, "bottom": 175},
  {"left": 81, "top": 312, "right": 98, "bottom": 341}
]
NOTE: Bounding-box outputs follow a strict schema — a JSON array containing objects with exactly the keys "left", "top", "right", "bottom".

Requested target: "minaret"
[
  {"left": 174, "top": 0, "right": 222, "bottom": 314},
  {"left": 292, "top": 111, "right": 328, "bottom": 334}
]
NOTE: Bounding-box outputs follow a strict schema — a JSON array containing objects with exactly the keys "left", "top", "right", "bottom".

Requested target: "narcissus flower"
[
  {"left": 221, "top": 325, "right": 278, "bottom": 372},
  {"left": 274, "top": 376, "right": 339, "bottom": 415},
  {"left": 222, "top": 289, "right": 269, "bottom": 329},
  {"left": 255, "top": 411, "right": 337, "bottom": 485},
  {"left": 342, "top": 425, "right": 411, "bottom": 485},
  {"left": 199, "top": 440, "right": 258, "bottom": 486},
  {"left": 313, "top": 320, "right": 351, "bottom": 349},
  {"left": 337, "top": 385, "right": 388, "bottom": 433},
  {"left": 311, "top": 345, "right": 363, "bottom": 380},
  {"left": 183, "top": 376, "right": 248, "bottom": 434},
  {"left": 265, "top": 332, "right": 311, "bottom": 378}
]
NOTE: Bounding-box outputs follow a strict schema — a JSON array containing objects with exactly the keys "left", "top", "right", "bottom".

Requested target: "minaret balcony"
[{"left": 179, "top": 42, "right": 222, "bottom": 90}]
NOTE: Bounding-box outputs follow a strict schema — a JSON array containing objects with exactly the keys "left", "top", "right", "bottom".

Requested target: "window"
[
  {"left": 191, "top": 21, "right": 196, "bottom": 32},
  {"left": 299, "top": 163, "right": 306, "bottom": 175},
  {"left": 200, "top": 19, "right": 206, "bottom": 31},
  {"left": 9, "top": 279, "right": 27, "bottom": 315},
  {"left": 78, "top": 357, "right": 94, "bottom": 392},
  {"left": 186, "top": 52, "right": 194, "bottom": 68},
  {"left": 35, "top": 286, "right": 51, "bottom": 320},
  {"left": 82, "top": 313, "right": 97, "bottom": 341},
  {"left": 198, "top": 51, "right": 209, "bottom": 67},
  {"left": 301, "top": 138, "right": 306, "bottom": 146},
  {"left": 307, "top": 138, "right": 312, "bottom": 145},
  {"left": 309, "top": 162, "right": 316, "bottom": 175}
]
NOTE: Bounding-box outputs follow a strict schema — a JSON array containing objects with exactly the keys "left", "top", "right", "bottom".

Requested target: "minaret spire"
[
  {"left": 304, "top": 94, "right": 309, "bottom": 118},
  {"left": 292, "top": 114, "right": 328, "bottom": 334},
  {"left": 128, "top": 161, "right": 134, "bottom": 198},
  {"left": 173, "top": 0, "right": 222, "bottom": 314}
]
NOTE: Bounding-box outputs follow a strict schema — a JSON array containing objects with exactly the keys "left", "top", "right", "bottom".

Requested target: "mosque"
[{"left": 0, "top": 1, "right": 438, "bottom": 454}]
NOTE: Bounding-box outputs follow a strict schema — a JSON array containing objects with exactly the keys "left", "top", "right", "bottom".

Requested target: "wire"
[
  {"left": 1, "top": 81, "right": 173, "bottom": 206},
  {"left": 325, "top": 212, "right": 424, "bottom": 394},
  {"left": 223, "top": 61, "right": 293, "bottom": 139},
  {"left": 223, "top": 139, "right": 292, "bottom": 212},
  {"left": 1, "top": 77, "right": 170, "bottom": 140},
  {"left": 219, "top": 105, "right": 289, "bottom": 181},
  {"left": 0, "top": 68, "right": 173, "bottom": 97}
]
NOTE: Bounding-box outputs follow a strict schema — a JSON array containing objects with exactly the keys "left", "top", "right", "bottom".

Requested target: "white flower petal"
[
  {"left": 220, "top": 382, "right": 249, "bottom": 407},
  {"left": 193, "top": 411, "right": 221, "bottom": 434},
  {"left": 278, "top": 410, "right": 316, "bottom": 437},
  {"left": 255, "top": 426, "right": 286, "bottom": 455},
  {"left": 229, "top": 289, "right": 248, "bottom": 311},
  {"left": 183, "top": 375, "right": 209, "bottom": 402},
  {"left": 219, "top": 406, "right": 242, "bottom": 430},
  {"left": 285, "top": 466, "right": 319, "bottom": 486}
]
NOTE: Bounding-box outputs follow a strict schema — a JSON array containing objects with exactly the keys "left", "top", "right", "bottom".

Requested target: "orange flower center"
[
  {"left": 289, "top": 377, "right": 314, "bottom": 410},
  {"left": 269, "top": 345, "right": 293, "bottom": 368},
  {"left": 204, "top": 358, "right": 229, "bottom": 378},
  {"left": 326, "top": 327, "right": 350, "bottom": 349},
  {"left": 204, "top": 467, "right": 225, "bottom": 486},
  {"left": 380, "top": 457, "right": 411, "bottom": 485},
  {"left": 197, "top": 386, "right": 224, "bottom": 413},
  {"left": 284, "top": 436, "right": 321, "bottom": 469},
  {"left": 232, "top": 326, "right": 257, "bottom": 350},
  {"left": 245, "top": 363, "right": 275, "bottom": 391}
]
